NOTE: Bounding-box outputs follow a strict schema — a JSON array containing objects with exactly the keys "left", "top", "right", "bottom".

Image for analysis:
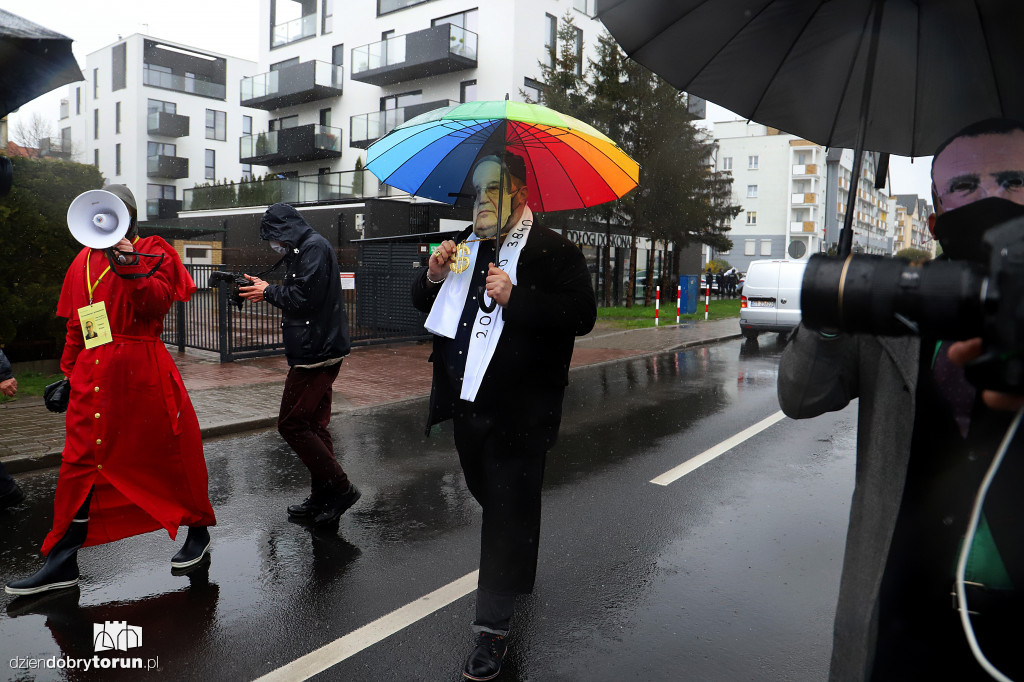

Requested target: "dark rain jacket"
[
  {"left": 260, "top": 203, "right": 350, "bottom": 366},
  {"left": 0, "top": 349, "right": 11, "bottom": 382}
]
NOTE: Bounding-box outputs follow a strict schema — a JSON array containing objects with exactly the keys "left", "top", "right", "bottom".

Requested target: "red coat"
[{"left": 42, "top": 237, "right": 216, "bottom": 555}]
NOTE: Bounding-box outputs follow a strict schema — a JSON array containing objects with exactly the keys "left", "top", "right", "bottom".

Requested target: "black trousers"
[{"left": 453, "top": 391, "right": 562, "bottom": 597}]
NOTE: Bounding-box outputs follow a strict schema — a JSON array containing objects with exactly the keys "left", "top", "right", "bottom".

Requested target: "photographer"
[
  {"left": 778, "top": 119, "right": 1024, "bottom": 679},
  {"left": 240, "top": 203, "right": 357, "bottom": 527}
]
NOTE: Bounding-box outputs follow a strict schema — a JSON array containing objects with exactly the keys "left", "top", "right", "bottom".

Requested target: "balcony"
[
  {"left": 351, "top": 24, "right": 477, "bottom": 86},
  {"left": 790, "top": 221, "right": 816, "bottom": 233},
  {"left": 239, "top": 124, "right": 343, "bottom": 166},
  {"left": 147, "top": 154, "right": 189, "bottom": 179},
  {"left": 182, "top": 170, "right": 380, "bottom": 211},
  {"left": 59, "top": 99, "right": 69, "bottom": 120},
  {"left": 147, "top": 111, "right": 190, "bottom": 137},
  {"left": 350, "top": 99, "right": 457, "bottom": 149},
  {"left": 143, "top": 65, "right": 226, "bottom": 100},
  {"left": 791, "top": 192, "right": 818, "bottom": 205},
  {"left": 38, "top": 138, "right": 72, "bottom": 160},
  {"left": 792, "top": 163, "right": 819, "bottom": 176},
  {"left": 272, "top": 13, "right": 316, "bottom": 48},
  {"left": 147, "top": 198, "right": 183, "bottom": 219},
  {"left": 241, "top": 61, "right": 343, "bottom": 111}
]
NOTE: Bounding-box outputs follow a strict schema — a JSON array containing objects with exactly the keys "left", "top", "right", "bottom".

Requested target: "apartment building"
[
  {"left": 710, "top": 121, "right": 894, "bottom": 272},
  {"left": 892, "top": 194, "right": 936, "bottom": 255},
  {"left": 60, "top": 34, "right": 266, "bottom": 229}
]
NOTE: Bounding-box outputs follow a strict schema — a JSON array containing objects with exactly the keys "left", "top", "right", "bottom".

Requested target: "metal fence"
[{"left": 161, "top": 262, "right": 430, "bottom": 362}]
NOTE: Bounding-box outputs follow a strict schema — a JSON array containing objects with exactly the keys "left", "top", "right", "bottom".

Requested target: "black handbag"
[{"left": 43, "top": 378, "right": 70, "bottom": 413}]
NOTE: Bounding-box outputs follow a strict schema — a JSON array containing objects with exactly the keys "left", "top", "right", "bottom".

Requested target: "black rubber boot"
[
  {"left": 171, "top": 526, "right": 211, "bottom": 569},
  {"left": 5, "top": 493, "right": 91, "bottom": 596}
]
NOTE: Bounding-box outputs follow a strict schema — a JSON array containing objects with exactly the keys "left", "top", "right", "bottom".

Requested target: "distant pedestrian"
[
  {"left": 0, "top": 348, "right": 25, "bottom": 511},
  {"left": 240, "top": 203, "right": 357, "bottom": 527}
]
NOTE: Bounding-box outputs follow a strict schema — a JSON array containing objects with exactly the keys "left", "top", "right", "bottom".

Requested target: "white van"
[{"left": 739, "top": 259, "right": 808, "bottom": 340}]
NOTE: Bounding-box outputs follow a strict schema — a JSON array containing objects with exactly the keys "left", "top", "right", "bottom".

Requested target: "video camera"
[
  {"left": 801, "top": 215, "right": 1024, "bottom": 394},
  {"left": 208, "top": 271, "right": 250, "bottom": 310}
]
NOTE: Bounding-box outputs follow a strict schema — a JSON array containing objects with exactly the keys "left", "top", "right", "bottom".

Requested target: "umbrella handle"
[{"left": 478, "top": 285, "right": 497, "bottom": 313}]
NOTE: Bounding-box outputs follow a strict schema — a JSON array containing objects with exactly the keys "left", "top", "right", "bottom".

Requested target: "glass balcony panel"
[
  {"left": 143, "top": 66, "right": 226, "bottom": 99},
  {"left": 239, "top": 130, "right": 280, "bottom": 159},
  {"left": 272, "top": 14, "right": 316, "bottom": 48}
]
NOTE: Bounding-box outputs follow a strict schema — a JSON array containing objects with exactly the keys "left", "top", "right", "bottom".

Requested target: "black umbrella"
[
  {"left": 595, "top": 0, "right": 1024, "bottom": 254},
  {"left": 0, "top": 8, "right": 83, "bottom": 120}
]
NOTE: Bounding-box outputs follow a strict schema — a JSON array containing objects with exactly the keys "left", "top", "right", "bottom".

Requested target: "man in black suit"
[{"left": 412, "top": 151, "right": 596, "bottom": 681}]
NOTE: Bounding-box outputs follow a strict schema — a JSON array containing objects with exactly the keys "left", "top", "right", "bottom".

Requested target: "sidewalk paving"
[{"left": 0, "top": 317, "right": 742, "bottom": 474}]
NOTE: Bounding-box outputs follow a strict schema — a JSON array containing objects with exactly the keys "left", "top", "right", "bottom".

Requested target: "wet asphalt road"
[{"left": 0, "top": 337, "right": 857, "bottom": 681}]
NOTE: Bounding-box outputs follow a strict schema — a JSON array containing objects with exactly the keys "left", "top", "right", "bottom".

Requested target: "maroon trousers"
[{"left": 278, "top": 362, "right": 349, "bottom": 496}]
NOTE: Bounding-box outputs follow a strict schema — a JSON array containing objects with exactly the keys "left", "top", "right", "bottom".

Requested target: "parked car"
[{"left": 739, "top": 259, "right": 808, "bottom": 340}]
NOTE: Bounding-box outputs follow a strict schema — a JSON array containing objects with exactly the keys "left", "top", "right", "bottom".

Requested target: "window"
[
  {"left": 746, "top": 211, "right": 757, "bottom": 225},
  {"left": 242, "top": 115, "right": 252, "bottom": 136},
  {"left": 760, "top": 239, "right": 772, "bottom": 256},
  {"left": 748, "top": 155, "right": 759, "bottom": 169},
  {"left": 747, "top": 184, "right": 757, "bottom": 198},
  {"left": 322, "top": 0, "right": 333, "bottom": 33},
  {"left": 744, "top": 239, "right": 756, "bottom": 256},
  {"left": 112, "top": 42, "right": 126, "bottom": 91},
  {"left": 75, "top": 87, "right": 81, "bottom": 115},
  {"left": 574, "top": 27, "right": 584, "bottom": 77},
  {"left": 460, "top": 79, "right": 476, "bottom": 103},
  {"left": 544, "top": 14, "right": 557, "bottom": 68},
  {"left": 319, "top": 107, "right": 332, "bottom": 127},
  {"left": 93, "top": 149, "right": 99, "bottom": 167},
  {"left": 148, "top": 184, "right": 176, "bottom": 200},
  {"left": 93, "top": 109, "right": 99, "bottom": 139},
  {"left": 378, "top": 0, "right": 433, "bottom": 15},
  {"left": 93, "top": 68, "right": 98, "bottom": 98},
  {"left": 115, "top": 102, "right": 121, "bottom": 133},
  {"left": 205, "top": 149, "right": 215, "bottom": 180},
  {"left": 242, "top": 163, "right": 253, "bottom": 180},
  {"left": 115, "top": 143, "right": 121, "bottom": 176},
  {"left": 148, "top": 99, "right": 176, "bottom": 115},
  {"left": 148, "top": 141, "right": 176, "bottom": 157},
  {"left": 269, "top": 114, "right": 299, "bottom": 131},
  {"left": 270, "top": 57, "right": 300, "bottom": 72},
  {"left": 332, "top": 43, "right": 344, "bottom": 67},
  {"left": 523, "top": 77, "right": 544, "bottom": 104},
  {"left": 205, "top": 109, "right": 226, "bottom": 140},
  {"left": 721, "top": 156, "right": 732, "bottom": 171},
  {"left": 432, "top": 9, "right": 477, "bottom": 32},
  {"left": 573, "top": 0, "right": 592, "bottom": 14},
  {"left": 381, "top": 90, "right": 422, "bottom": 112}
]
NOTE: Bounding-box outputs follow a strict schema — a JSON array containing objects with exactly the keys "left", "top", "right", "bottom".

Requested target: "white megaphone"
[{"left": 67, "top": 189, "right": 132, "bottom": 249}]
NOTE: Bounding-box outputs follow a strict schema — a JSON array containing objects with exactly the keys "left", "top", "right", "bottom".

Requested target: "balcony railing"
[
  {"left": 147, "top": 154, "right": 189, "bottom": 179},
  {"left": 791, "top": 192, "right": 818, "bottom": 205},
  {"left": 272, "top": 14, "right": 316, "bottom": 48},
  {"left": 241, "top": 61, "right": 343, "bottom": 110},
  {"left": 182, "top": 170, "right": 381, "bottom": 211},
  {"left": 147, "top": 111, "right": 190, "bottom": 137},
  {"left": 790, "top": 221, "right": 816, "bottom": 233},
  {"left": 239, "top": 124, "right": 343, "bottom": 166},
  {"left": 792, "top": 163, "right": 819, "bottom": 175},
  {"left": 351, "top": 24, "right": 477, "bottom": 86},
  {"left": 39, "top": 137, "right": 73, "bottom": 159},
  {"left": 350, "top": 99, "right": 457, "bottom": 148},
  {"left": 143, "top": 65, "right": 226, "bottom": 100}
]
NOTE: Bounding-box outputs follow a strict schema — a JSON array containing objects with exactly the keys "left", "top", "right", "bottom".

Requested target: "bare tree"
[{"left": 12, "top": 112, "right": 55, "bottom": 149}]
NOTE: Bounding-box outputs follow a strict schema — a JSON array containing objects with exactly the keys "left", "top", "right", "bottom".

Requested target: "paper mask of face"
[
  {"left": 270, "top": 241, "right": 287, "bottom": 255},
  {"left": 932, "top": 197, "right": 1024, "bottom": 263}
]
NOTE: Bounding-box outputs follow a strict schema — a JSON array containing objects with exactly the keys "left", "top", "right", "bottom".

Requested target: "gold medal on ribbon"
[{"left": 449, "top": 242, "right": 471, "bottom": 274}]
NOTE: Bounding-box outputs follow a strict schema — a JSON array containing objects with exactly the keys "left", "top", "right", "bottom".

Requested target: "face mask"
[
  {"left": 932, "top": 197, "right": 1024, "bottom": 263},
  {"left": 269, "top": 241, "right": 287, "bottom": 255}
]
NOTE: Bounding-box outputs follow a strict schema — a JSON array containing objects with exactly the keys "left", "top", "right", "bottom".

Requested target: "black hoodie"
[{"left": 260, "top": 203, "right": 350, "bottom": 366}]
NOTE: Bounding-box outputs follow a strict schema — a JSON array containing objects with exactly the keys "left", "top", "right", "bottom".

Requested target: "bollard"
[
  {"left": 705, "top": 282, "right": 710, "bottom": 321},
  {"left": 676, "top": 284, "right": 681, "bottom": 324},
  {"left": 655, "top": 286, "right": 660, "bottom": 327}
]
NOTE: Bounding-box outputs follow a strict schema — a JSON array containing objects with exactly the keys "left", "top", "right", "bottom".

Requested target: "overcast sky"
[{"left": 4, "top": 0, "right": 935, "bottom": 200}]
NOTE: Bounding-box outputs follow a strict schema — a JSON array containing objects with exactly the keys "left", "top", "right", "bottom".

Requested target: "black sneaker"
[
  {"left": 312, "top": 484, "right": 361, "bottom": 527},
  {"left": 463, "top": 632, "right": 507, "bottom": 681},
  {"left": 287, "top": 496, "right": 324, "bottom": 518},
  {"left": 0, "top": 483, "right": 25, "bottom": 510}
]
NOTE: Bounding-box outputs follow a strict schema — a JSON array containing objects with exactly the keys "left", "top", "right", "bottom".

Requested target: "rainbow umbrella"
[{"left": 365, "top": 99, "right": 639, "bottom": 213}]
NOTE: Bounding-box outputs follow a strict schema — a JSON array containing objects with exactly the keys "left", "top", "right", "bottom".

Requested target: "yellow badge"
[
  {"left": 450, "top": 242, "right": 471, "bottom": 274},
  {"left": 78, "top": 302, "right": 113, "bottom": 349}
]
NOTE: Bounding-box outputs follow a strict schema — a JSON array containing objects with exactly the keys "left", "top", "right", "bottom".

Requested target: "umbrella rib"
[
  {"left": 972, "top": 0, "right": 1005, "bottom": 119},
  {"left": 746, "top": 0, "right": 829, "bottom": 131},
  {"left": 511, "top": 121, "right": 587, "bottom": 211},
  {"left": 410, "top": 120, "right": 503, "bottom": 201},
  {"left": 910, "top": 3, "right": 921, "bottom": 157},
  {"left": 603, "top": 0, "right": 717, "bottom": 66},
  {"left": 373, "top": 119, "right": 493, "bottom": 184},
  {"left": 825, "top": 0, "right": 877, "bottom": 146}
]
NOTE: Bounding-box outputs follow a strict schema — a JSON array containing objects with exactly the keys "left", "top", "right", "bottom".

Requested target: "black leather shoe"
[
  {"left": 171, "top": 527, "right": 211, "bottom": 569},
  {"left": 463, "top": 632, "right": 507, "bottom": 681},
  {"left": 6, "top": 520, "right": 87, "bottom": 596},
  {"left": 0, "top": 483, "right": 25, "bottom": 510},
  {"left": 312, "top": 484, "right": 361, "bottom": 527},
  {"left": 287, "top": 496, "right": 324, "bottom": 518}
]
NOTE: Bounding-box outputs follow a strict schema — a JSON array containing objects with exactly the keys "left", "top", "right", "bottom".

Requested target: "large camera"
[
  {"left": 801, "top": 216, "right": 1024, "bottom": 393},
  {"left": 208, "top": 271, "right": 250, "bottom": 310}
]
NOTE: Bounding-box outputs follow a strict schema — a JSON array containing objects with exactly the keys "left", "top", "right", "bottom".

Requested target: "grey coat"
[{"left": 777, "top": 323, "right": 920, "bottom": 680}]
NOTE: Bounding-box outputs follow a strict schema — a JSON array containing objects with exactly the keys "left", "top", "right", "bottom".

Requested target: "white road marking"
[
  {"left": 254, "top": 570, "right": 479, "bottom": 682},
  {"left": 651, "top": 410, "right": 787, "bottom": 486}
]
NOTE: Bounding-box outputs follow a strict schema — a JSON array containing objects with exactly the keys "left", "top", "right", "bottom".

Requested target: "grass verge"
[
  {"left": 597, "top": 298, "right": 741, "bottom": 328},
  {"left": 0, "top": 371, "right": 64, "bottom": 404}
]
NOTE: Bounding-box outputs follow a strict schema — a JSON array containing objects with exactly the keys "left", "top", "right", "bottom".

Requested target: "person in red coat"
[{"left": 5, "top": 185, "right": 216, "bottom": 596}]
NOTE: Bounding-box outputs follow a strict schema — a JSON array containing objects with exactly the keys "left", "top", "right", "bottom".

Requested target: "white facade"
[
  {"left": 60, "top": 34, "right": 266, "bottom": 222},
  {"left": 709, "top": 121, "right": 894, "bottom": 271}
]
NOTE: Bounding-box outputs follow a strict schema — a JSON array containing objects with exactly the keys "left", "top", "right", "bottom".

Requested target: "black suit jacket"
[{"left": 411, "top": 224, "right": 596, "bottom": 433}]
